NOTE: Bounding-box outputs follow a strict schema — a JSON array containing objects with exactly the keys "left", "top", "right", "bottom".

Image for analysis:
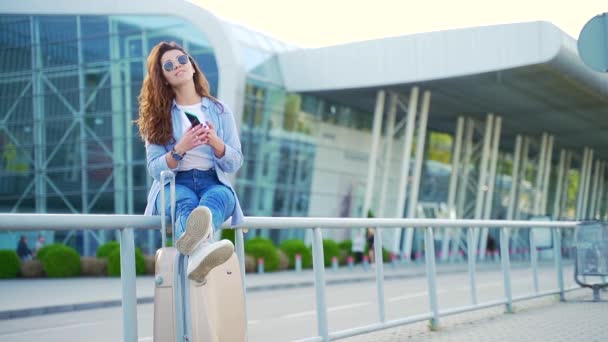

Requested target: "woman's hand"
[
  {"left": 174, "top": 125, "right": 205, "bottom": 155},
  {"left": 201, "top": 121, "right": 226, "bottom": 158}
]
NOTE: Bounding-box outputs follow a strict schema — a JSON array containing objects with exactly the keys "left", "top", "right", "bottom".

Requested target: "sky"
[{"left": 193, "top": 0, "right": 606, "bottom": 48}]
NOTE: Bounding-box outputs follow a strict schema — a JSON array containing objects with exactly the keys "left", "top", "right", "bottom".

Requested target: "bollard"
[
  {"left": 458, "top": 250, "right": 464, "bottom": 263},
  {"left": 257, "top": 257, "right": 264, "bottom": 274},
  {"left": 390, "top": 253, "right": 397, "bottom": 268},
  {"left": 347, "top": 255, "right": 354, "bottom": 270},
  {"left": 402, "top": 252, "right": 410, "bottom": 264},
  {"left": 493, "top": 250, "right": 499, "bottom": 262},
  {"left": 295, "top": 254, "right": 302, "bottom": 272},
  {"left": 415, "top": 251, "right": 422, "bottom": 264},
  {"left": 363, "top": 255, "right": 370, "bottom": 270},
  {"left": 331, "top": 256, "right": 339, "bottom": 271}
]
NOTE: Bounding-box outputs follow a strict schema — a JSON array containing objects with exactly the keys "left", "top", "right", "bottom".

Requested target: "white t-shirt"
[{"left": 175, "top": 103, "right": 215, "bottom": 171}]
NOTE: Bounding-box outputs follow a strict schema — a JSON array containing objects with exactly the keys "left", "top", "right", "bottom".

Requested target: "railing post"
[
  {"left": 553, "top": 227, "right": 565, "bottom": 301},
  {"left": 312, "top": 227, "right": 329, "bottom": 341},
  {"left": 530, "top": 228, "right": 539, "bottom": 293},
  {"left": 120, "top": 227, "right": 138, "bottom": 342},
  {"left": 499, "top": 227, "right": 513, "bottom": 313},
  {"left": 235, "top": 228, "right": 249, "bottom": 324},
  {"left": 424, "top": 227, "right": 440, "bottom": 330},
  {"left": 374, "top": 227, "right": 386, "bottom": 323},
  {"left": 467, "top": 227, "right": 478, "bottom": 304}
]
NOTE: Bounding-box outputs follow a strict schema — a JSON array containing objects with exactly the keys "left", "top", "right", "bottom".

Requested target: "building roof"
[{"left": 278, "top": 21, "right": 608, "bottom": 160}]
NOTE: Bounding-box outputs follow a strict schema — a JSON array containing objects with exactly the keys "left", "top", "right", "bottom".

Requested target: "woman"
[{"left": 137, "top": 41, "right": 244, "bottom": 282}]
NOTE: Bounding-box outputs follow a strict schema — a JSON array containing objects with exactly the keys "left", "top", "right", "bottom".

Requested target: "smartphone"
[{"left": 184, "top": 112, "right": 201, "bottom": 127}]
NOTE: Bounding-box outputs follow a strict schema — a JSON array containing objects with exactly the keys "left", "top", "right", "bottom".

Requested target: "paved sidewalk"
[
  {"left": 0, "top": 260, "right": 564, "bottom": 319},
  {"left": 344, "top": 291, "right": 608, "bottom": 342}
]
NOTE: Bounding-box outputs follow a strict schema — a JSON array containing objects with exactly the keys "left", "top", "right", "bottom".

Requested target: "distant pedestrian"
[
  {"left": 34, "top": 234, "right": 45, "bottom": 257},
  {"left": 16, "top": 235, "right": 32, "bottom": 261},
  {"left": 366, "top": 227, "right": 375, "bottom": 263},
  {"left": 352, "top": 229, "right": 366, "bottom": 263}
]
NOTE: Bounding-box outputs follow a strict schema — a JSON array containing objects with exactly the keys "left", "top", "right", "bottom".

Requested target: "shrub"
[
  {"left": 36, "top": 243, "right": 65, "bottom": 261},
  {"left": 96, "top": 241, "right": 120, "bottom": 259},
  {"left": 107, "top": 248, "right": 146, "bottom": 276},
  {"left": 279, "top": 239, "right": 312, "bottom": 268},
  {"left": 322, "top": 239, "right": 341, "bottom": 267},
  {"left": 42, "top": 245, "right": 81, "bottom": 277},
  {"left": 0, "top": 250, "right": 20, "bottom": 278},
  {"left": 20, "top": 259, "right": 45, "bottom": 278},
  {"left": 220, "top": 228, "right": 236, "bottom": 245},
  {"left": 338, "top": 240, "right": 353, "bottom": 264},
  {"left": 80, "top": 257, "right": 108, "bottom": 277},
  {"left": 244, "top": 237, "right": 279, "bottom": 272}
]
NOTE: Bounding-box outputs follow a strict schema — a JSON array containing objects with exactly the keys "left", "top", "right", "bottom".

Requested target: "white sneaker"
[
  {"left": 176, "top": 206, "right": 213, "bottom": 256},
  {"left": 187, "top": 239, "right": 234, "bottom": 282}
]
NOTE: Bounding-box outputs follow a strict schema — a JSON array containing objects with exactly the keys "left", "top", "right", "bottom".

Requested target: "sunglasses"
[{"left": 162, "top": 54, "right": 189, "bottom": 72}]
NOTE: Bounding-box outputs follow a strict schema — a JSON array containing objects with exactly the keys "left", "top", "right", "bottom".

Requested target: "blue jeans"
[{"left": 155, "top": 169, "right": 236, "bottom": 240}]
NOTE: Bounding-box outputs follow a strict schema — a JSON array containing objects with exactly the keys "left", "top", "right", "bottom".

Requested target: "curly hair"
[{"left": 136, "top": 41, "right": 222, "bottom": 145}]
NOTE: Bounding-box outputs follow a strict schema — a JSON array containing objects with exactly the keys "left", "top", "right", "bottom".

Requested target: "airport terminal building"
[{"left": 1, "top": 1, "right": 608, "bottom": 258}]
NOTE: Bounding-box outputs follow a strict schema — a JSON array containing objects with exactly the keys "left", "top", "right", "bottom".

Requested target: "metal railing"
[{"left": 0, "top": 213, "right": 581, "bottom": 342}]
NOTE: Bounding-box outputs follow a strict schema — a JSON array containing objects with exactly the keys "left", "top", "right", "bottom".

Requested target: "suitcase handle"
[{"left": 160, "top": 170, "right": 176, "bottom": 248}]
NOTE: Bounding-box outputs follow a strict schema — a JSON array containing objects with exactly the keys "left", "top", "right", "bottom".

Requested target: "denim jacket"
[{"left": 143, "top": 97, "right": 244, "bottom": 226}]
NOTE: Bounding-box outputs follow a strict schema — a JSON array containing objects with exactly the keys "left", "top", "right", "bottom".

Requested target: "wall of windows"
[{"left": 0, "top": 14, "right": 218, "bottom": 252}]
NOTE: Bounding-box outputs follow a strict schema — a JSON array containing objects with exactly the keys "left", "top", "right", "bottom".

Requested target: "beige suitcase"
[
  {"left": 154, "top": 170, "right": 247, "bottom": 342},
  {"left": 154, "top": 248, "right": 247, "bottom": 342}
]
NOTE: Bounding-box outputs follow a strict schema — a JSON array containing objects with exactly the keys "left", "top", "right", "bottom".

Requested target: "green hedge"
[
  {"left": 244, "top": 237, "right": 279, "bottom": 272},
  {"left": 36, "top": 243, "right": 65, "bottom": 261},
  {"left": 279, "top": 239, "right": 312, "bottom": 268},
  {"left": 107, "top": 247, "right": 146, "bottom": 276},
  {"left": 322, "top": 239, "right": 341, "bottom": 267},
  {"left": 0, "top": 250, "right": 20, "bottom": 278},
  {"left": 96, "top": 241, "right": 120, "bottom": 259},
  {"left": 41, "top": 245, "right": 81, "bottom": 277},
  {"left": 220, "top": 228, "right": 236, "bottom": 245}
]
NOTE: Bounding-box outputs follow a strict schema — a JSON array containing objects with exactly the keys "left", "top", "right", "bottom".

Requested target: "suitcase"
[{"left": 153, "top": 171, "right": 247, "bottom": 342}]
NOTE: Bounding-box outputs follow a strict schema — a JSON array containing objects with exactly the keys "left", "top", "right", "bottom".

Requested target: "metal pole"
[
  {"left": 507, "top": 135, "right": 523, "bottom": 220},
  {"left": 530, "top": 227, "right": 539, "bottom": 294},
  {"left": 235, "top": 228, "right": 248, "bottom": 326},
  {"left": 472, "top": 114, "right": 494, "bottom": 261},
  {"left": 403, "top": 90, "right": 431, "bottom": 257},
  {"left": 595, "top": 162, "right": 606, "bottom": 219},
  {"left": 393, "top": 87, "right": 419, "bottom": 253},
  {"left": 363, "top": 90, "right": 386, "bottom": 218},
  {"left": 374, "top": 227, "right": 386, "bottom": 323},
  {"left": 76, "top": 17, "right": 90, "bottom": 255},
  {"left": 467, "top": 226, "right": 478, "bottom": 304},
  {"left": 457, "top": 118, "right": 474, "bottom": 218},
  {"left": 576, "top": 149, "right": 589, "bottom": 220},
  {"left": 552, "top": 150, "right": 566, "bottom": 220},
  {"left": 312, "top": 227, "right": 329, "bottom": 341},
  {"left": 582, "top": 149, "right": 594, "bottom": 219},
  {"left": 588, "top": 160, "right": 601, "bottom": 219},
  {"left": 534, "top": 133, "right": 548, "bottom": 216},
  {"left": 452, "top": 118, "right": 474, "bottom": 262},
  {"left": 515, "top": 137, "right": 530, "bottom": 220},
  {"left": 560, "top": 151, "right": 572, "bottom": 220},
  {"left": 378, "top": 93, "right": 397, "bottom": 218},
  {"left": 443, "top": 116, "right": 464, "bottom": 261},
  {"left": 499, "top": 227, "right": 513, "bottom": 312},
  {"left": 120, "top": 227, "right": 138, "bottom": 342},
  {"left": 424, "top": 227, "right": 440, "bottom": 330},
  {"left": 553, "top": 227, "right": 565, "bottom": 301},
  {"left": 541, "top": 135, "right": 554, "bottom": 215},
  {"left": 480, "top": 116, "right": 501, "bottom": 260}
]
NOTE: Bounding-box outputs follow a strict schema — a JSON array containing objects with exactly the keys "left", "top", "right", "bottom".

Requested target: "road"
[{"left": 0, "top": 265, "right": 576, "bottom": 342}]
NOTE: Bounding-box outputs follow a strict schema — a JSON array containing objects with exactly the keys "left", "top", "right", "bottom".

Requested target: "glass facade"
[{"left": 0, "top": 14, "right": 218, "bottom": 252}]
